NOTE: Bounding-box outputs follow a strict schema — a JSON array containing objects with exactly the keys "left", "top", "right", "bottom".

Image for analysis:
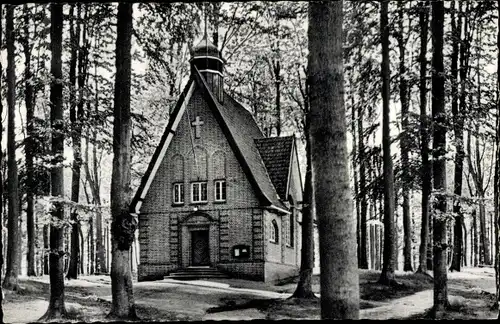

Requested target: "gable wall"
[
  {"left": 141, "top": 86, "right": 260, "bottom": 213},
  {"left": 138, "top": 85, "right": 265, "bottom": 280}
]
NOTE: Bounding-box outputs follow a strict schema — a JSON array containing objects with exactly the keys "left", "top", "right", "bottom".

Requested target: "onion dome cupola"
[{"left": 190, "top": 33, "right": 224, "bottom": 102}]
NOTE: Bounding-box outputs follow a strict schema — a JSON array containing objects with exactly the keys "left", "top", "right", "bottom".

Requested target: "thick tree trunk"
[
  {"left": 309, "top": 1, "right": 359, "bottom": 319},
  {"left": 109, "top": 3, "right": 137, "bottom": 319},
  {"left": 431, "top": 0, "right": 449, "bottom": 314},
  {"left": 40, "top": 4, "right": 67, "bottom": 320},
  {"left": 23, "top": 3, "right": 37, "bottom": 277},
  {"left": 3, "top": 5, "right": 21, "bottom": 291},
  {"left": 292, "top": 114, "right": 316, "bottom": 299},
  {"left": 379, "top": 0, "right": 397, "bottom": 286},
  {"left": 417, "top": 0, "right": 431, "bottom": 275},
  {"left": 450, "top": 1, "right": 464, "bottom": 272},
  {"left": 397, "top": 1, "right": 412, "bottom": 272}
]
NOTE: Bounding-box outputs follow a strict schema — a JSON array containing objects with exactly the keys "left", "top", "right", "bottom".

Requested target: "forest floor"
[{"left": 2, "top": 267, "right": 497, "bottom": 322}]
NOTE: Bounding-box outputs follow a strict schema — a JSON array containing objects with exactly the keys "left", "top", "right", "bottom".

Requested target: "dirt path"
[{"left": 3, "top": 267, "right": 497, "bottom": 322}]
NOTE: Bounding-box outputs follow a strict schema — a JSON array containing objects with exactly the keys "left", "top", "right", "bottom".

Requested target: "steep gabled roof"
[
  {"left": 254, "top": 136, "right": 295, "bottom": 200},
  {"left": 193, "top": 67, "right": 287, "bottom": 211},
  {"left": 130, "top": 78, "right": 195, "bottom": 214},
  {"left": 131, "top": 68, "right": 289, "bottom": 214}
]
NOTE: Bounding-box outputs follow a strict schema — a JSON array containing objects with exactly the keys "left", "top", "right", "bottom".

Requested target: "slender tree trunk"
[
  {"left": 90, "top": 217, "right": 94, "bottom": 274},
  {"left": 309, "top": 1, "right": 359, "bottom": 319},
  {"left": 450, "top": 1, "right": 464, "bottom": 272},
  {"left": 475, "top": 30, "right": 491, "bottom": 264},
  {"left": 109, "top": 3, "right": 137, "bottom": 319},
  {"left": 495, "top": 0, "right": 500, "bottom": 313},
  {"left": 67, "top": 3, "right": 81, "bottom": 280},
  {"left": 94, "top": 71, "right": 106, "bottom": 273},
  {"left": 79, "top": 226, "right": 84, "bottom": 275},
  {"left": 23, "top": 3, "right": 37, "bottom": 277},
  {"left": 397, "top": 1, "right": 412, "bottom": 272},
  {"left": 417, "top": 0, "right": 431, "bottom": 275},
  {"left": 0, "top": 5, "right": 4, "bottom": 320},
  {"left": 43, "top": 225, "right": 49, "bottom": 275},
  {"left": 3, "top": 4, "right": 21, "bottom": 291},
  {"left": 352, "top": 98, "right": 361, "bottom": 268},
  {"left": 379, "top": 0, "right": 397, "bottom": 286},
  {"left": 356, "top": 36, "right": 368, "bottom": 270},
  {"left": 40, "top": 3, "right": 67, "bottom": 320},
  {"left": 292, "top": 113, "right": 316, "bottom": 299},
  {"left": 431, "top": 0, "right": 449, "bottom": 314},
  {"left": 274, "top": 60, "right": 281, "bottom": 137}
]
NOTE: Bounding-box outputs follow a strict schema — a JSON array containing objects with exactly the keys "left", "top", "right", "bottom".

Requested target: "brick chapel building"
[{"left": 130, "top": 35, "right": 304, "bottom": 282}]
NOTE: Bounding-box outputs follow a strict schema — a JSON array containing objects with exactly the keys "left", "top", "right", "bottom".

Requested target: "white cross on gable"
[{"left": 191, "top": 116, "right": 204, "bottom": 138}]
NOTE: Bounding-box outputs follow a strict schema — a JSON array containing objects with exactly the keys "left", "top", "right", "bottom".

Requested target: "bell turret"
[{"left": 190, "top": 34, "right": 224, "bottom": 102}]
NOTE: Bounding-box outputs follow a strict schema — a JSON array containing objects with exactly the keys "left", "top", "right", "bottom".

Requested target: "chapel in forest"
[{"left": 130, "top": 34, "right": 304, "bottom": 282}]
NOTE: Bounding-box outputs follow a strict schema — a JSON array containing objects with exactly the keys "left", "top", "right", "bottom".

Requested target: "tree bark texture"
[
  {"left": 417, "top": 0, "right": 431, "bottom": 275},
  {"left": 109, "top": 3, "right": 137, "bottom": 319},
  {"left": 397, "top": 1, "right": 413, "bottom": 272},
  {"left": 495, "top": 0, "right": 500, "bottom": 312},
  {"left": 308, "top": 1, "right": 359, "bottom": 319},
  {"left": 292, "top": 114, "right": 316, "bottom": 299},
  {"left": 3, "top": 4, "right": 21, "bottom": 291},
  {"left": 379, "top": 0, "right": 397, "bottom": 285},
  {"left": 431, "top": 0, "right": 449, "bottom": 314},
  {"left": 23, "top": 3, "right": 37, "bottom": 277},
  {"left": 450, "top": 0, "right": 464, "bottom": 272},
  {"left": 40, "top": 3, "right": 67, "bottom": 320},
  {"left": 355, "top": 30, "right": 368, "bottom": 270},
  {"left": 67, "top": 3, "right": 81, "bottom": 280}
]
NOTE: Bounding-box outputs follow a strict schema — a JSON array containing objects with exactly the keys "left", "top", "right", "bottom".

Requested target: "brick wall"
[{"left": 138, "top": 87, "right": 266, "bottom": 280}]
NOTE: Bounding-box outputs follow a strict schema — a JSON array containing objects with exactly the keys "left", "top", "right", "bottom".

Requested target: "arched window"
[{"left": 270, "top": 219, "right": 279, "bottom": 243}]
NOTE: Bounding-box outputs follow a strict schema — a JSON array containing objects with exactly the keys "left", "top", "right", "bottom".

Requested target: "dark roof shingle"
[{"left": 255, "top": 136, "right": 294, "bottom": 200}]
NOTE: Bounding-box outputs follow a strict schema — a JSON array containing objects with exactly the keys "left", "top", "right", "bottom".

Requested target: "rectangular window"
[
  {"left": 172, "top": 183, "right": 184, "bottom": 204},
  {"left": 191, "top": 182, "right": 208, "bottom": 203},
  {"left": 214, "top": 180, "right": 226, "bottom": 202}
]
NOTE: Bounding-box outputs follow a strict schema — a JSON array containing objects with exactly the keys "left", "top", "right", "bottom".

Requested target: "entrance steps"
[{"left": 165, "top": 266, "right": 229, "bottom": 280}]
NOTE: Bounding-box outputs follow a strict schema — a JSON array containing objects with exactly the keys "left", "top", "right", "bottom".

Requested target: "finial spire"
[{"left": 203, "top": 2, "right": 208, "bottom": 39}]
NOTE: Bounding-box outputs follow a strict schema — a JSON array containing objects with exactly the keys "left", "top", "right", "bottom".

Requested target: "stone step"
[{"left": 165, "top": 267, "right": 229, "bottom": 280}]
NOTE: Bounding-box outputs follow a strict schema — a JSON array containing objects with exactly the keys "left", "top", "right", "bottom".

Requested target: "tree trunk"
[
  {"left": 90, "top": 217, "right": 95, "bottom": 274},
  {"left": 353, "top": 99, "right": 361, "bottom": 269},
  {"left": 0, "top": 5, "right": 4, "bottom": 317},
  {"left": 94, "top": 82, "right": 106, "bottom": 273},
  {"left": 67, "top": 3, "right": 81, "bottom": 280},
  {"left": 431, "top": 0, "right": 449, "bottom": 314},
  {"left": 43, "top": 225, "right": 49, "bottom": 275},
  {"left": 40, "top": 4, "right": 67, "bottom": 320},
  {"left": 309, "top": 1, "right": 359, "bottom": 319},
  {"left": 3, "top": 4, "right": 21, "bottom": 291},
  {"left": 450, "top": 0, "right": 464, "bottom": 272},
  {"left": 397, "top": 2, "right": 412, "bottom": 272},
  {"left": 356, "top": 33, "right": 368, "bottom": 270},
  {"left": 109, "top": 3, "right": 137, "bottom": 319},
  {"left": 292, "top": 113, "right": 316, "bottom": 299},
  {"left": 23, "top": 3, "right": 37, "bottom": 277},
  {"left": 495, "top": 0, "right": 500, "bottom": 313},
  {"left": 274, "top": 60, "right": 281, "bottom": 137},
  {"left": 79, "top": 226, "right": 85, "bottom": 275},
  {"left": 379, "top": 0, "right": 397, "bottom": 286},
  {"left": 417, "top": 0, "right": 431, "bottom": 275}
]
